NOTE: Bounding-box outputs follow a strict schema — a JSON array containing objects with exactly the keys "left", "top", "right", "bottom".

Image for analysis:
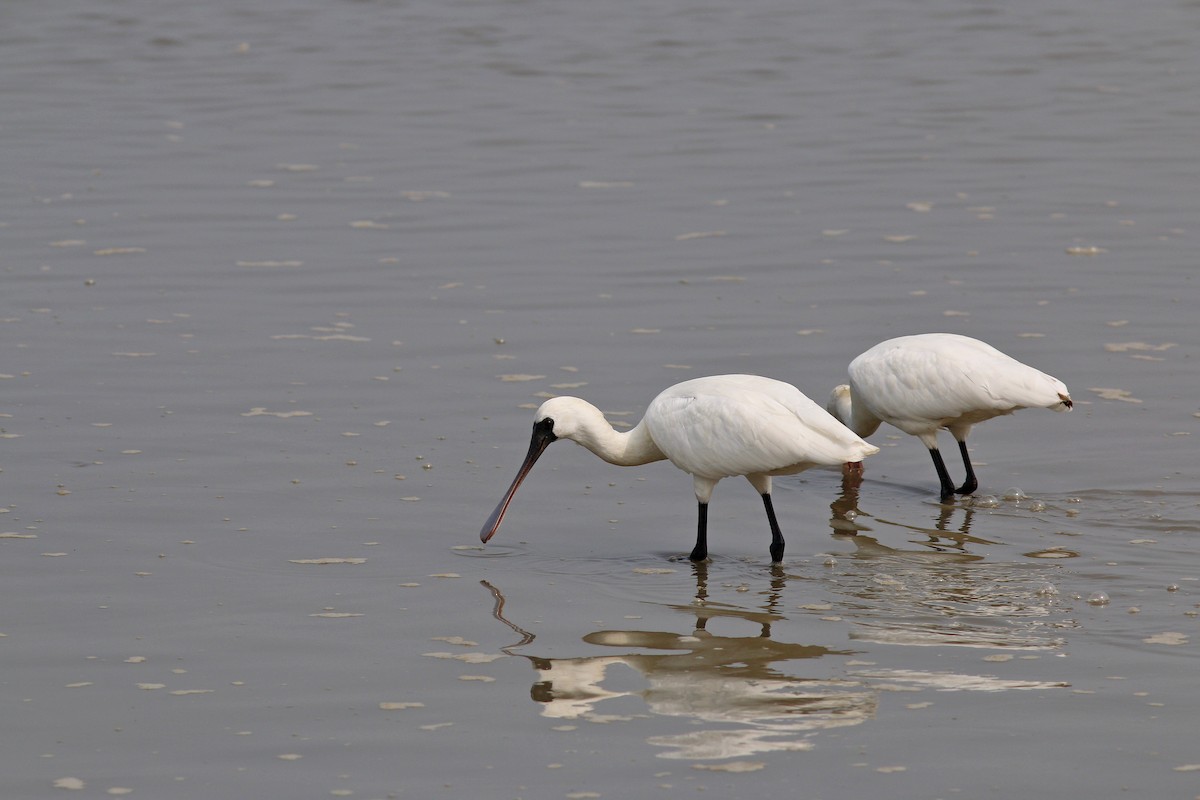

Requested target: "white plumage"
[
  {"left": 827, "top": 333, "right": 1072, "bottom": 500},
  {"left": 481, "top": 374, "right": 879, "bottom": 562}
]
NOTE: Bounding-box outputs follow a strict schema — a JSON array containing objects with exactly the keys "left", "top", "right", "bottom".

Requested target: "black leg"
[
  {"left": 689, "top": 502, "right": 709, "bottom": 561},
  {"left": 955, "top": 440, "right": 978, "bottom": 496},
  {"left": 928, "top": 448, "right": 956, "bottom": 502},
  {"left": 761, "top": 493, "right": 785, "bottom": 563}
]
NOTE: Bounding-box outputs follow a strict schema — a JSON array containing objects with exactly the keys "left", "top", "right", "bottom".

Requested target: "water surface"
[{"left": 3, "top": 0, "right": 1199, "bottom": 797}]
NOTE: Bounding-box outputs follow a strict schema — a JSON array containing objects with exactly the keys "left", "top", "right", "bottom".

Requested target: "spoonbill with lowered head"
[
  {"left": 827, "top": 333, "right": 1072, "bottom": 501},
  {"left": 481, "top": 374, "right": 879, "bottom": 563}
]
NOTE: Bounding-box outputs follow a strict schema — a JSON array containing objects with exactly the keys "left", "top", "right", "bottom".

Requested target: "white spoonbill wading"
[
  {"left": 481, "top": 374, "right": 879, "bottom": 563},
  {"left": 827, "top": 333, "right": 1072, "bottom": 501}
]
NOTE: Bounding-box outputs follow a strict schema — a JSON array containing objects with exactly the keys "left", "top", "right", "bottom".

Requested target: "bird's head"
[
  {"left": 480, "top": 396, "right": 614, "bottom": 544},
  {"left": 532, "top": 396, "right": 606, "bottom": 445},
  {"left": 480, "top": 397, "right": 608, "bottom": 545}
]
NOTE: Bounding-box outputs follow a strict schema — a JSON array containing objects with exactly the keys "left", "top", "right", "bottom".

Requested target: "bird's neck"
[
  {"left": 576, "top": 419, "right": 666, "bottom": 467},
  {"left": 830, "top": 388, "right": 882, "bottom": 439}
]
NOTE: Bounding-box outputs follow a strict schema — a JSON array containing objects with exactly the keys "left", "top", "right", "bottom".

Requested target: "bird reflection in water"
[
  {"left": 476, "top": 481, "right": 1072, "bottom": 760},
  {"left": 829, "top": 472, "right": 993, "bottom": 555},
  {"left": 823, "top": 476, "right": 1072, "bottom": 651},
  {"left": 481, "top": 566, "right": 877, "bottom": 760}
]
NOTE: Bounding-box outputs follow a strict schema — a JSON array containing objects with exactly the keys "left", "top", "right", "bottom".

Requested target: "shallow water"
[{"left": 3, "top": 0, "right": 1199, "bottom": 797}]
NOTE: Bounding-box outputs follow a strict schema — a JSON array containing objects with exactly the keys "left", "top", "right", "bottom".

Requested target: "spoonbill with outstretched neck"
[
  {"left": 827, "top": 333, "right": 1072, "bottom": 501},
  {"left": 481, "top": 374, "right": 879, "bottom": 562}
]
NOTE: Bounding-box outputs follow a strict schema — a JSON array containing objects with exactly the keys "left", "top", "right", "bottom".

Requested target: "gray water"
[{"left": 3, "top": 0, "right": 1199, "bottom": 797}]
